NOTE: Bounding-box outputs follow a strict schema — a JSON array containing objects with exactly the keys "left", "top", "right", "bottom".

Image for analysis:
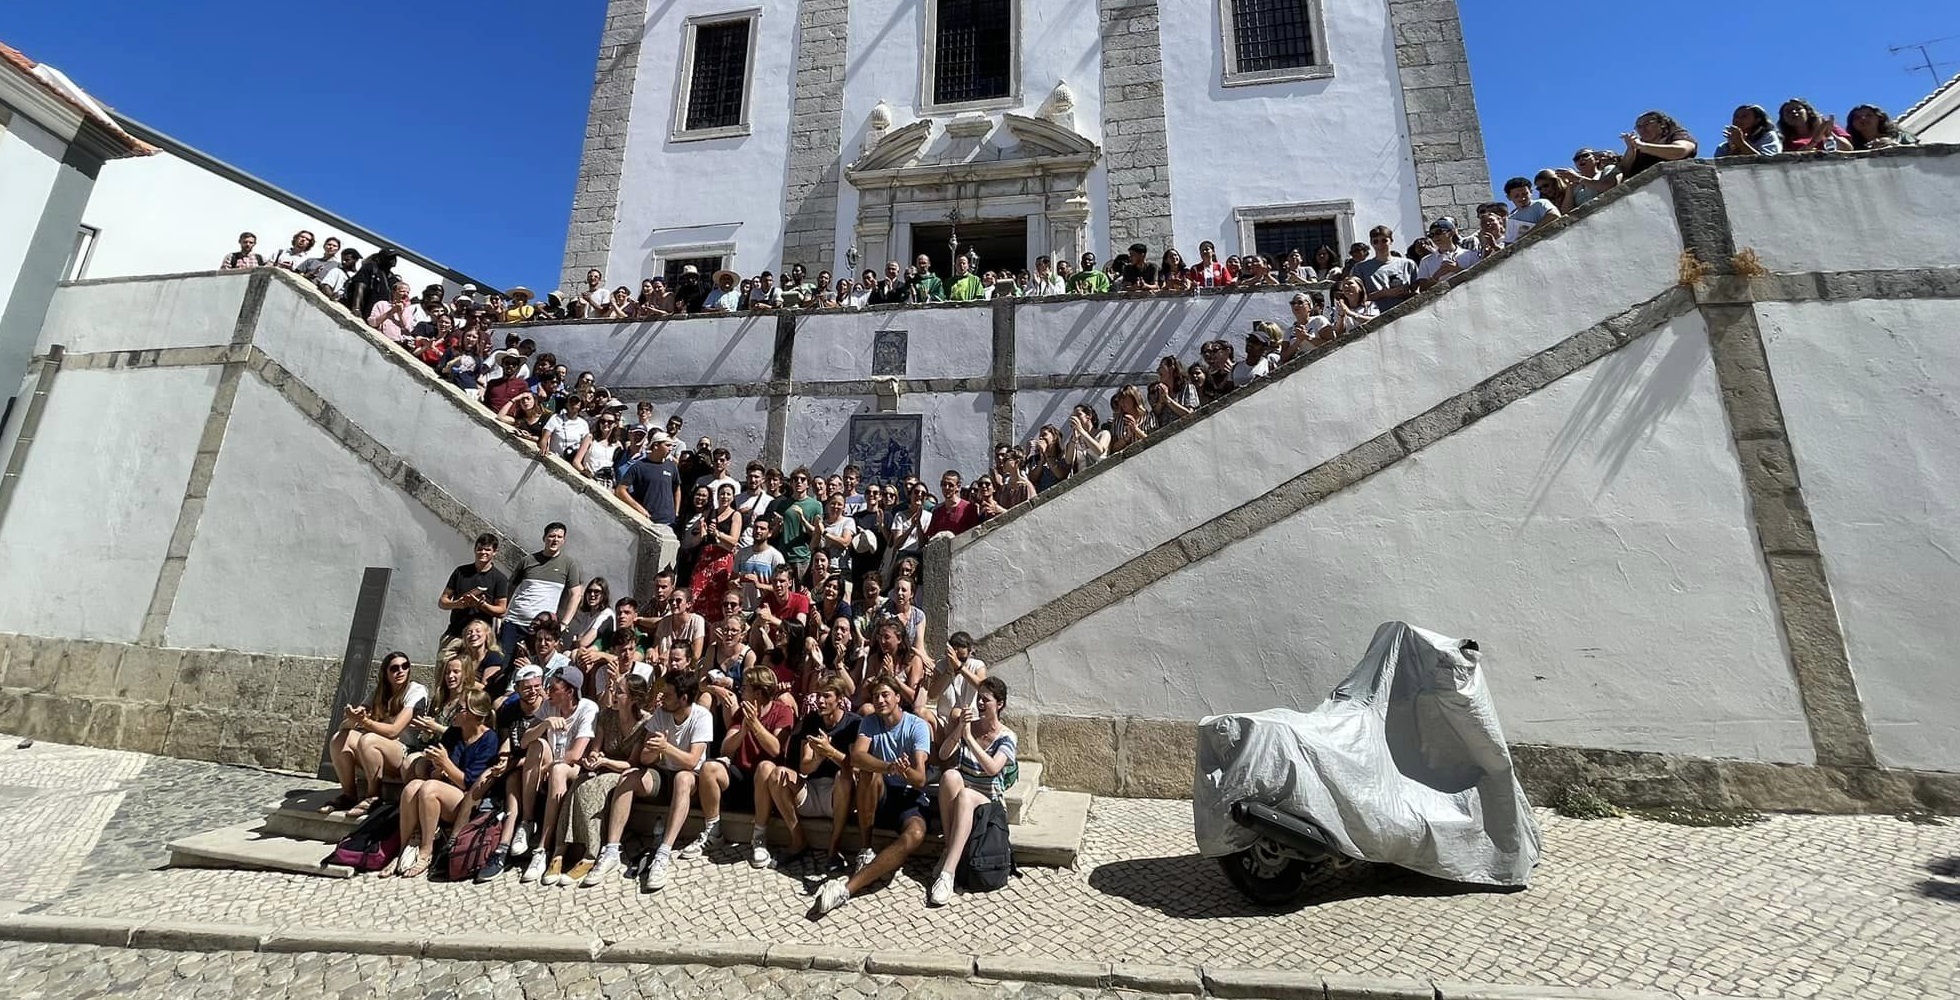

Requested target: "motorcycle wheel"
[{"left": 1217, "top": 840, "right": 1319, "bottom": 904}]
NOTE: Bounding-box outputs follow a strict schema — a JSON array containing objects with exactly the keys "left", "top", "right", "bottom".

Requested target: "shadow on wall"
[
  {"left": 1523, "top": 320, "right": 1710, "bottom": 523},
  {"left": 588, "top": 314, "right": 776, "bottom": 390},
  {"left": 1087, "top": 853, "right": 1497, "bottom": 919}
]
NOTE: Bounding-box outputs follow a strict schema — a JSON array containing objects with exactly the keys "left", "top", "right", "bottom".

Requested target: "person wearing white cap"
[
  {"left": 524, "top": 663, "right": 599, "bottom": 885},
  {"left": 552, "top": 660, "right": 653, "bottom": 886}
]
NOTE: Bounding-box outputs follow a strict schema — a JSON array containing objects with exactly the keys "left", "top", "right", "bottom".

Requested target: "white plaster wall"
[
  {"left": 793, "top": 305, "right": 994, "bottom": 380},
  {"left": 1759, "top": 297, "right": 1960, "bottom": 772},
  {"left": 0, "top": 116, "right": 64, "bottom": 336},
  {"left": 0, "top": 366, "right": 218, "bottom": 642},
  {"left": 83, "top": 149, "right": 455, "bottom": 292},
  {"left": 1016, "top": 289, "right": 1299, "bottom": 379},
  {"left": 167, "top": 376, "right": 463, "bottom": 657},
  {"left": 1721, "top": 152, "right": 1960, "bottom": 273},
  {"left": 998, "top": 314, "right": 1816, "bottom": 762},
  {"left": 787, "top": 391, "right": 992, "bottom": 482},
  {"left": 1159, "top": 0, "right": 1422, "bottom": 252},
  {"left": 248, "top": 278, "right": 642, "bottom": 592},
  {"left": 664, "top": 396, "right": 771, "bottom": 461},
  {"left": 833, "top": 0, "right": 1108, "bottom": 266},
  {"left": 38, "top": 274, "right": 247, "bottom": 354},
  {"left": 951, "top": 178, "right": 1689, "bottom": 639},
  {"left": 610, "top": 0, "right": 800, "bottom": 282},
  {"left": 529, "top": 314, "right": 778, "bottom": 390}
]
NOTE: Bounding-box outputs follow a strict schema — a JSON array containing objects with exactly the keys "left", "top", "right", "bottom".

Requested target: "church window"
[
  {"left": 675, "top": 11, "right": 760, "bottom": 139},
  {"left": 926, "top": 0, "right": 1017, "bottom": 110},
  {"left": 1220, "top": 0, "right": 1333, "bottom": 86}
]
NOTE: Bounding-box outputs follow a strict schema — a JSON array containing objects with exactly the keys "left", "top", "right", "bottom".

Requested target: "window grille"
[
  {"left": 685, "top": 20, "right": 751, "bottom": 131},
  {"left": 663, "top": 256, "right": 724, "bottom": 285},
  {"left": 1230, "top": 0, "right": 1317, "bottom": 73},
  {"left": 1253, "top": 219, "right": 1340, "bottom": 262},
  {"left": 933, "top": 0, "right": 1012, "bottom": 105}
]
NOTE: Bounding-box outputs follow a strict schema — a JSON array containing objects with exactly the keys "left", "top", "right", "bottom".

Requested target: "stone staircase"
[{"left": 167, "top": 761, "right": 1088, "bottom": 878}]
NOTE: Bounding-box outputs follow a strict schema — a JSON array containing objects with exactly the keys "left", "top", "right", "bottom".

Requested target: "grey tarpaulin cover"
[{"left": 1193, "top": 621, "right": 1542, "bottom": 886}]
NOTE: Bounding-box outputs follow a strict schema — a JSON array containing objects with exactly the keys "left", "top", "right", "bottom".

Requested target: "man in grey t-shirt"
[{"left": 1349, "top": 225, "right": 1418, "bottom": 313}]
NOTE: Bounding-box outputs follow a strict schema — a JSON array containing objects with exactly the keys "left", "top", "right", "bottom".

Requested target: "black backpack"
[{"left": 956, "top": 800, "right": 1014, "bottom": 892}]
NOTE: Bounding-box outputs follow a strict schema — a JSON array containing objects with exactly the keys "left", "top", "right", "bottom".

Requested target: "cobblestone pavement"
[
  {"left": 5, "top": 738, "right": 1960, "bottom": 998},
  {"left": 0, "top": 941, "right": 1173, "bottom": 1000}
]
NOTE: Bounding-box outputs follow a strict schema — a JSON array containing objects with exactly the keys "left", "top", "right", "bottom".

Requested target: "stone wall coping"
[{"left": 0, "top": 914, "right": 1763, "bottom": 999}]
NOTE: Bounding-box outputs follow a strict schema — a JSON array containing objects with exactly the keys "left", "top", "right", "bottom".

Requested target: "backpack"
[
  {"left": 446, "top": 807, "right": 504, "bottom": 883},
  {"left": 955, "top": 800, "right": 1014, "bottom": 892},
  {"left": 326, "top": 801, "right": 401, "bottom": 873}
]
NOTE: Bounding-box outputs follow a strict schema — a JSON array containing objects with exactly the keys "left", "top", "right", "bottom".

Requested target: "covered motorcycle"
[{"left": 1194, "top": 622, "right": 1541, "bottom": 901}]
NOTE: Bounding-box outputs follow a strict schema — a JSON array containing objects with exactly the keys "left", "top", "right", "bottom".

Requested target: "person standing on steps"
[{"left": 501, "top": 523, "right": 586, "bottom": 666}]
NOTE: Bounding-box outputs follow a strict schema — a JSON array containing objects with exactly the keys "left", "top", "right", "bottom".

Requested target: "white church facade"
[{"left": 561, "top": 0, "right": 1487, "bottom": 289}]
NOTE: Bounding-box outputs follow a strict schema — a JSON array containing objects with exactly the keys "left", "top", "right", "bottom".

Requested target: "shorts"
[
  {"left": 795, "top": 776, "right": 837, "bottom": 819},
  {"left": 872, "top": 783, "right": 931, "bottom": 832},
  {"left": 714, "top": 758, "right": 755, "bottom": 807},
  {"left": 644, "top": 769, "right": 677, "bottom": 806}
]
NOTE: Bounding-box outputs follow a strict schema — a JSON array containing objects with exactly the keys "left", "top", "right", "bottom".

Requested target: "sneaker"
[
  {"left": 823, "top": 852, "right": 849, "bottom": 875},
  {"left": 541, "top": 857, "right": 567, "bottom": 887},
  {"left": 473, "top": 845, "right": 509, "bottom": 884},
  {"left": 928, "top": 871, "right": 954, "bottom": 907},
  {"left": 677, "top": 823, "right": 728, "bottom": 861},
  {"left": 854, "top": 848, "right": 877, "bottom": 872},
  {"left": 565, "top": 859, "right": 594, "bottom": 885},
  {"left": 641, "top": 849, "right": 671, "bottom": 892},
  {"left": 509, "top": 822, "right": 530, "bottom": 857},
  {"left": 808, "top": 878, "right": 851, "bottom": 919},
  {"left": 521, "top": 850, "right": 548, "bottom": 884},
  {"left": 749, "top": 836, "right": 773, "bottom": 869},
  {"left": 582, "top": 846, "right": 621, "bottom": 888}
]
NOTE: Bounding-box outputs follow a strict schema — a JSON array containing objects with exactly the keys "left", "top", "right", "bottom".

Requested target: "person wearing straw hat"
[
  {"left": 703, "top": 269, "right": 743, "bottom": 313},
  {"left": 505, "top": 287, "right": 537, "bottom": 323}
]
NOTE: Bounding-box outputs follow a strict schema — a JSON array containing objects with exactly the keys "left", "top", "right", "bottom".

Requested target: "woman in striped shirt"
[{"left": 926, "top": 677, "right": 1018, "bottom": 906}]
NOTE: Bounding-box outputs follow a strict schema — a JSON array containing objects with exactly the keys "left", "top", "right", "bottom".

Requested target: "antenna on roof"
[{"left": 1890, "top": 35, "right": 1960, "bottom": 88}]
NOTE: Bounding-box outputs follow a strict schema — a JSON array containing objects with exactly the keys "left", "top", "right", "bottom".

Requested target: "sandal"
[
  {"left": 345, "top": 796, "right": 380, "bottom": 819},
  {"left": 399, "top": 858, "right": 431, "bottom": 880},
  {"left": 322, "top": 793, "right": 358, "bottom": 814}
]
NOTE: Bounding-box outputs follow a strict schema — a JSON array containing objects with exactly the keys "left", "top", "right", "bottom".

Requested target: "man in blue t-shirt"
[
  {"left": 808, "top": 674, "right": 930, "bottom": 918},
  {"left": 615, "top": 431, "right": 680, "bottom": 528}
]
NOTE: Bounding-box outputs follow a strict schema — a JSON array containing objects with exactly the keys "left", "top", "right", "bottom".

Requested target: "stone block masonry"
[
  {"left": 779, "top": 0, "right": 852, "bottom": 277},
  {"left": 1098, "top": 0, "right": 1174, "bottom": 253},
  {"left": 562, "top": 0, "right": 650, "bottom": 295},
  {"left": 0, "top": 632, "right": 341, "bottom": 772},
  {"left": 1385, "top": 0, "right": 1489, "bottom": 228}
]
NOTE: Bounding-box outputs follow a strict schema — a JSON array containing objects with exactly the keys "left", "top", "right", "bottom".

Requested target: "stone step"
[
  {"left": 166, "top": 823, "right": 355, "bottom": 879},
  {"left": 1003, "top": 761, "right": 1042, "bottom": 825},
  {"left": 261, "top": 788, "right": 364, "bottom": 842}
]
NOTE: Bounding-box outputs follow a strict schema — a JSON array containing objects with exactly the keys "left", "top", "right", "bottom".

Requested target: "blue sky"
[{"left": 5, "top": 2, "right": 1956, "bottom": 289}]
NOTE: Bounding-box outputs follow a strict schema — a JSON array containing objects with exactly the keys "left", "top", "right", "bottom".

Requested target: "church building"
[{"left": 561, "top": 0, "right": 1486, "bottom": 289}]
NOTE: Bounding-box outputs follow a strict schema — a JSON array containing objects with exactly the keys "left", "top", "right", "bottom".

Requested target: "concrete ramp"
[{"left": 934, "top": 152, "right": 1960, "bottom": 812}]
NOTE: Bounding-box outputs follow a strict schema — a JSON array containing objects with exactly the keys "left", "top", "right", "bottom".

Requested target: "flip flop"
[
  {"left": 345, "top": 796, "right": 379, "bottom": 819},
  {"left": 400, "top": 858, "right": 431, "bottom": 880},
  {"left": 322, "top": 793, "right": 357, "bottom": 814}
]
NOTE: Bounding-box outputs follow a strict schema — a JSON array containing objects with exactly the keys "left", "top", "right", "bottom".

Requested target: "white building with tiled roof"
[{"left": 1901, "top": 72, "right": 1960, "bottom": 145}]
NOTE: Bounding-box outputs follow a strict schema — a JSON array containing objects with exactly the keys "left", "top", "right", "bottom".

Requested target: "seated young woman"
[
  {"left": 386, "top": 689, "right": 503, "bottom": 879},
  {"left": 326, "top": 651, "right": 428, "bottom": 817}
]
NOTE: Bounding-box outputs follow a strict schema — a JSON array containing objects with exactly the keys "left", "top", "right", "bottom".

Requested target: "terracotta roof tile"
[{"left": 0, "top": 38, "right": 154, "bottom": 156}]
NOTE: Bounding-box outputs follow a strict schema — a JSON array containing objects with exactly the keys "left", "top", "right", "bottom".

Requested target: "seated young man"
[
  {"left": 583, "top": 668, "right": 713, "bottom": 892},
  {"left": 808, "top": 674, "right": 931, "bottom": 917},
  {"left": 475, "top": 664, "right": 551, "bottom": 882},
  {"left": 754, "top": 675, "right": 860, "bottom": 869},
  {"left": 521, "top": 664, "right": 598, "bottom": 885},
  {"left": 699, "top": 669, "right": 794, "bottom": 865}
]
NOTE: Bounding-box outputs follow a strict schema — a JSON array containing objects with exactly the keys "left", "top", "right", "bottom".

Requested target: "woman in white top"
[
  {"left": 1065, "top": 403, "right": 1111, "bottom": 474},
  {"left": 1108, "top": 384, "right": 1152, "bottom": 456},
  {"left": 327, "top": 651, "right": 429, "bottom": 817},
  {"left": 542, "top": 395, "right": 593, "bottom": 462},
  {"left": 1327, "top": 276, "right": 1379, "bottom": 336},
  {"left": 566, "top": 577, "right": 616, "bottom": 651},
  {"left": 654, "top": 586, "right": 708, "bottom": 664},
  {"left": 581, "top": 410, "right": 623, "bottom": 485}
]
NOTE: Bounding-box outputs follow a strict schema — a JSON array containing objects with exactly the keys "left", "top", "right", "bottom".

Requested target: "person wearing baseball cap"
[
  {"left": 616, "top": 429, "right": 681, "bottom": 529},
  {"left": 1415, "top": 215, "right": 1477, "bottom": 291},
  {"left": 521, "top": 662, "right": 599, "bottom": 885}
]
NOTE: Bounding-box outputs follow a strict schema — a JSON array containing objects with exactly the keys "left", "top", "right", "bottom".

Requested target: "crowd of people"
[
  {"left": 327, "top": 518, "right": 1010, "bottom": 917},
  {"left": 262, "top": 96, "right": 1925, "bottom": 910}
]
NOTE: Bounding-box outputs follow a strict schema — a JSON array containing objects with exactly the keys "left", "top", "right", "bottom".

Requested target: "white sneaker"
[
  {"left": 520, "top": 850, "right": 548, "bottom": 884},
  {"left": 677, "top": 823, "right": 727, "bottom": 861},
  {"left": 854, "top": 848, "right": 877, "bottom": 872},
  {"left": 808, "top": 878, "right": 851, "bottom": 918},
  {"left": 582, "top": 846, "right": 621, "bottom": 887},
  {"left": 642, "top": 849, "right": 671, "bottom": 892},
  {"left": 509, "top": 822, "right": 530, "bottom": 857},
  {"left": 928, "top": 871, "right": 954, "bottom": 907},
  {"left": 749, "top": 836, "right": 773, "bottom": 869}
]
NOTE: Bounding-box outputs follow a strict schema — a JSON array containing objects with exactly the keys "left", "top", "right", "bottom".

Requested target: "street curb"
[{"left": 0, "top": 914, "right": 1752, "bottom": 999}]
